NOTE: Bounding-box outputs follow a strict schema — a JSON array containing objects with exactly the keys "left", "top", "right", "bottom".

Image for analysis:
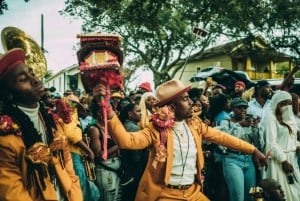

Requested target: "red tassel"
[{"left": 99, "top": 96, "right": 108, "bottom": 160}]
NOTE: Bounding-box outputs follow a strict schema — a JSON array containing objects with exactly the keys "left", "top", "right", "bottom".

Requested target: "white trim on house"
[{"left": 44, "top": 64, "right": 85, "bottom": 96}]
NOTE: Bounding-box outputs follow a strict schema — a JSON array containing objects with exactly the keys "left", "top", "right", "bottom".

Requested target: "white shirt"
[
  {"left": 17, "top": 104, "right": 47, "bottom": 143},
  {"left": 169, "top": 121, "right": 197, "bottom": 185},
  {"left": 247, "top": 98, "right": 271, "bottom": 119},
  {"left": 18, "top": 104, "right": 65, "bottom": 201}
]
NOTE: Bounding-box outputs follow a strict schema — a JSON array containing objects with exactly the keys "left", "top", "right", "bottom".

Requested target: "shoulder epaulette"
[{"left": 0, "top": 115, "right": 22, "bottom": 136}]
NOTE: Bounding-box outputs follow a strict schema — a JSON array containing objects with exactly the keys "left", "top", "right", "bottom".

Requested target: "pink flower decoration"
[
  {"left": 55, "top": 99, "right": 72, "bottom": 124},
  {"left": 0, "top": 115, "right": 22, "bottom": 136},
  {"left": 0, "top": 115, "right": 13, "bottom": 132},
  {"left": 151, "top": 105, "right": 175, "bottom": 130}
]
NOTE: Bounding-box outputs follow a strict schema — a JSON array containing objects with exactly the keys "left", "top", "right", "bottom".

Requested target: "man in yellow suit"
[
  {"left": 93, "top": 78, "right": 268, "bottom": 201},
  {"left": 0, "top": 48, "right": 82, "bottom": 201}
]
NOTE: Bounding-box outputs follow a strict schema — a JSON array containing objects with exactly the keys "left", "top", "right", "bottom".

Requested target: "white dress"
[{"left": 261, "top": 109, "right": 300, "bottom": 201}]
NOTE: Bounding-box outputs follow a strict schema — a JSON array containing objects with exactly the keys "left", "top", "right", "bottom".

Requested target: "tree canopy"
[
  {"left": 2, "top": 1, "right": 299, "bottom": 87},
  {"left": 0, "top": 0, "right": 30, "bottom": 15},
  {"left": 63, "top": 0, "right": 300, "bottom": 87},
  {"left": 0, "top": 1, "right": 8, "bottom": 15}
]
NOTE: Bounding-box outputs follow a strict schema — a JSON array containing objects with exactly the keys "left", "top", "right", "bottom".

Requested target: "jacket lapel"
[{"left": 164, "top": 129, "right": 173, "bottom": 185}]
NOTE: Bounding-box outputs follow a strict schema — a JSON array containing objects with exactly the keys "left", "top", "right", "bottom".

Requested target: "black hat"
[
  {"left": 255, "top": 80, "right": 270, "bottom": 89},
  {"left": 230, "top": 97, "right": 248, "bottom": 108}
]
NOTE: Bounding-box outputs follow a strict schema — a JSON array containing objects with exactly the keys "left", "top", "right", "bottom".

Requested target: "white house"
[{"left": 43, "top": 64, "right": 85, "bottom": 96}]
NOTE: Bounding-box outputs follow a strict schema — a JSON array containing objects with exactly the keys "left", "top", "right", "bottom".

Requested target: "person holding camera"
[
  {"left": 217, "top": 97, "right": 265, "bottom": 201},
  {"left": 261, "top": 90, "right": 300, "bottom": 201}
]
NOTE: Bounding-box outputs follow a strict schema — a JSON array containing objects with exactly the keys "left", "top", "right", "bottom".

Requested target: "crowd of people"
[{"left": 0, "top": 47, "right": 299, "bottom": 201}]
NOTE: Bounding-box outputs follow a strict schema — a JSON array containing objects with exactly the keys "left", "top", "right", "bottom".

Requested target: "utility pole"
[
  {"left": 41, "top": 13, "right": 45, "bottom": 53},
  {"left": 178, "top": 28, "right": 208, "bottom": 80}
]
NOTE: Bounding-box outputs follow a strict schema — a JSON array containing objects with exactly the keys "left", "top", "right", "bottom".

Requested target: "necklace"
[
  {"left": 172, "top": 122, "right": 190, "bottom": 183},
  {"left": 174, "top": 122, "right": 188, "bottom": 142}
]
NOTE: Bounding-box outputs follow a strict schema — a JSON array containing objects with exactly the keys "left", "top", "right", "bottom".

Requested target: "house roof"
[
  {"left": 190, "top": 35, "right": 292, "bottom": 62},
  {"left": 44, "top": 64, "right": 78, "bottom": 82}
]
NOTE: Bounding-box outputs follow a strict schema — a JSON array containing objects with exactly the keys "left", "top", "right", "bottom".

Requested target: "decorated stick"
[{"left": 77, "top": 33, "right": 123, "bottom": 160}]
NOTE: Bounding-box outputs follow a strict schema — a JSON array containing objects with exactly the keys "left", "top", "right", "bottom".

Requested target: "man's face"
[
  {"left": 269, "top": 183, "right": 285, "bottom": 201},
  {"left": 261, "top": 180, "right": 286, "bottom": 201},
  {"left": 42, "top": 90, "right": 55, "bottom": 108},
  {"left": 4, "top": 63, "right": 44, "bottom": 107},
  {"left": 235, "top": 85, "right": 244, "bottom": 93},
  {"left": 212, "top": 88, "right": 223, "bottom": 97},
  {"left": 172, "top": 92, "right": 193, "bottom": 121},
  {"left": 111, "top": 97, "right": 121, "bottom": 104},
  {"left": 261, "top": 85, "right": 273, "bottom": 99},
  {"left": 200, "top": 95, "right": 210, "bottom": 109},
  {"left": 232, "top": 105, "right": 248, "bottom": 119}
]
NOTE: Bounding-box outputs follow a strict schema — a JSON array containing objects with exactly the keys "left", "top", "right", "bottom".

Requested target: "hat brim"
[
  {"left": 111, "top": 91, "right": 124, "bottom": 99},
  {"left": 155, "top": 84, "right": 192, "bottom": 107},
  {"left": 139, "top": 86, "right": 152, "bottom": 92},
  {"left": 0, "top": 48, "right": 25, "bottom": 79},
  {"left": 68, "top": 99, "right": 85, "bottom": 111},
  {"left": 235, "top": 83, "right": 245, "bottom": 88},
  {"left": 232, "top": 103, "right": 248, "bottom": 108}
]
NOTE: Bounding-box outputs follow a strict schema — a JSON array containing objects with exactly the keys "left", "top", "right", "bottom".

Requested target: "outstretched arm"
[{"left": 278, "top": 65, "right": 300, "bottom": 90}]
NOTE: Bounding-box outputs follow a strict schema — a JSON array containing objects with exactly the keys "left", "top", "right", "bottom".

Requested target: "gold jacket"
[
  {"left": 0, "top": 115, "right": 82, "bottom": 201},
  {"left": 108, "top": 115, "right": 255, "bottom": 201}
]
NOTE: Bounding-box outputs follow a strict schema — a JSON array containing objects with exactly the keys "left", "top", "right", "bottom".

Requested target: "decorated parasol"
[{"left": 77, "top": 32, "right": 123, "bottom": 160}]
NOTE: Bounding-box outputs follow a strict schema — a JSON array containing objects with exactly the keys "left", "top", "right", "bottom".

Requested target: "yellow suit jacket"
[
  {"left": 108, "top": 115, "right": 255, "bottom": 201},
  {"left": 0, "top": 117, "right": 82, "bottom": 201}
]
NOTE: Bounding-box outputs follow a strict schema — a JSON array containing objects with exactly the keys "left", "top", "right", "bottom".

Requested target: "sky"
[
  {"left": 0, "top": 0, "right": 154, "bottom": 89},
  {"left": 0, "top": 0, "right": 83, "bottom": 73}
]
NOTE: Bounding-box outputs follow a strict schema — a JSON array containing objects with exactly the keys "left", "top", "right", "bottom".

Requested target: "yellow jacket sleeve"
[{"left": 0, "top": 135, "right": 34, "bottom": 201}]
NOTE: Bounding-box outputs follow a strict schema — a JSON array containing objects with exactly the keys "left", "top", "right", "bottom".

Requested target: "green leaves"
[{"left": 62, "top": 0, "right": 300, "bottom": 86}]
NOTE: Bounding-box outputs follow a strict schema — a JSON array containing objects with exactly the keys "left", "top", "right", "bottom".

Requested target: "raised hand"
[
  {"left": 281, "top": 160, "right": 294, "bottom": 174},
  {"left": 252, "top": 148, "right": 268, "bottom": 171},
  {"left": 92, "top": 83, "right": 115, "bottom": 119}
]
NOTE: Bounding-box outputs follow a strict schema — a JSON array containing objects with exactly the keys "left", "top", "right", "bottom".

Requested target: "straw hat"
[{"left": 155, "top": 79, "right": 191, "bottom": 107}]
